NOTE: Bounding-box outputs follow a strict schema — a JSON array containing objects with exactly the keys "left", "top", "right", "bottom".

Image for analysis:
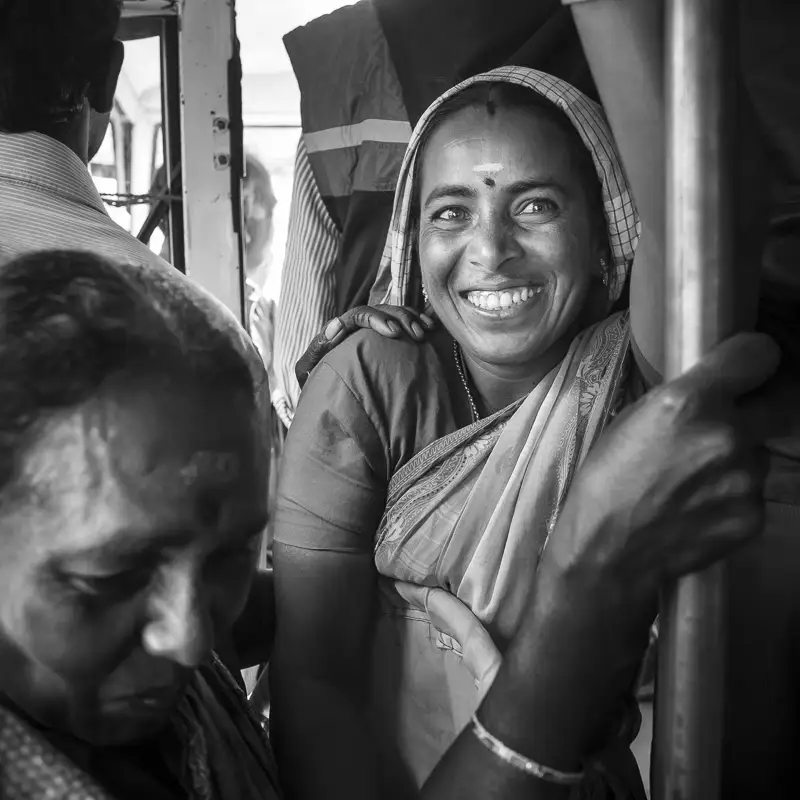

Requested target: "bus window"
[
  {"left": 236, "top": 1, "right": 352, "bottom": 306},
  {"left": 89, "top": 105, "right": 132, "bottom": 233}
]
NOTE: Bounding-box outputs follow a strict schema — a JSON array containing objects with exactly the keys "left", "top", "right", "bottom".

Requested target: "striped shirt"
[
  {"left": 271, "top": 139, "right": 340, "bottom": 428},
  {"left": 0, "top": 131, "right": 175, "bottom": 277}
]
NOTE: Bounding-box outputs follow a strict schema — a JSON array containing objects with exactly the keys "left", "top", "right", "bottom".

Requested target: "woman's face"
[
  {"left": 0, "top": 375, "right": 267, "bottom": 746},
  {"left": 417, "top": 103, "right": 605, "bottom": 372}
]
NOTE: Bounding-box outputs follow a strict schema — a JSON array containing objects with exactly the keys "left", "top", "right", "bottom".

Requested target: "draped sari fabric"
[
  {"left": 376, "top": 312, "right": 630, "bottom": 645},
  {"left": 366, "top": 67, "right": 644, "bottom": 796}
]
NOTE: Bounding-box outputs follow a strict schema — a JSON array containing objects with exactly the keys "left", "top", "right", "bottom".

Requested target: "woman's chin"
[{"left": 67, "top": 698, "right": 180, "bottom": 747}]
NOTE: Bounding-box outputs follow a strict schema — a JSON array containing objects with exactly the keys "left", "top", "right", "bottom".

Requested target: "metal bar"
[
  {"left": 161, "top": 15, "right": 186, "bottom": 273},
  {"left": 653, "top": 1, "right": 736, "bottom": 798},
  {"left": 177, "top": 0, "right": 245, "bottom": 323},
  {"left": 121, "top": 0, "right": 178, "bottom": 18}
]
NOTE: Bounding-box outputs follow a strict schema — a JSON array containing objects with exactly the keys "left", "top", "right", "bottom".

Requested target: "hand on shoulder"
[{"left": 295, "top": 305, "right": 435, "bottom": 388}]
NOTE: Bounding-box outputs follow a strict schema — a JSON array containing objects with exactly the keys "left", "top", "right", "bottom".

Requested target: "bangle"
[{"left": 470, "top": 714, "right": 584, "bottom": 786}]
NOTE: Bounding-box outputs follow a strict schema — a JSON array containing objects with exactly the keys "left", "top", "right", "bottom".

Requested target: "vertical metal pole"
[
  {"left": 161, "top": 15, "right": 186, "bottom": 273},
  {"left": 653, "top": 1, "right": 735, "bottom": 798}
]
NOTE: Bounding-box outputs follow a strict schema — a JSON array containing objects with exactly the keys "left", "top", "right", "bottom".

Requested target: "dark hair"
[
  {"left": 0, "top": 250, "right": 254, "bottom": 498},
  {"left": 0, "top": 0, "right": 122, "bottom": 133}
]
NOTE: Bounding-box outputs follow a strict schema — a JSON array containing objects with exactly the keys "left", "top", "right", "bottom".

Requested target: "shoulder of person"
[
  {"left": 304, "top": 329, "right": 452, "bottom": 451},
  {"left": 320, "top": 328, "right": 444, "bottom": 389}
]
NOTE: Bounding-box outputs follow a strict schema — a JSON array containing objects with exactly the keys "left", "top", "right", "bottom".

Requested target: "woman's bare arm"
[
  {"left": 570, "top": 0, "right": 767, "bottom": 377},
  {"left": 271, "top": 544, "right": 383, "bottom": 800},
  {"left": 229, "top": 569, "right": 275, "bottom": 669},
  {"left": 570, "top": 0, "right": 666, "bottom": 374}
]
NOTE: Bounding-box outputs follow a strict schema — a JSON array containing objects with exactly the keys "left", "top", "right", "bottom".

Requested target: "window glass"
[
  {"left": 88, "top": 35, "right": 166, "bottom": 258},
  {"left": 238, "top": 0, "right": 354, "bottom": 308}
]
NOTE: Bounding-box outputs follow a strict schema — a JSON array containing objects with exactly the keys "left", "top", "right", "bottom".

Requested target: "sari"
[
  {"left": 0, "top": 655, "right": 281, "bottom": 800},
  {"left": 366, "top": 67, "right": 645, "bottom": 796}
]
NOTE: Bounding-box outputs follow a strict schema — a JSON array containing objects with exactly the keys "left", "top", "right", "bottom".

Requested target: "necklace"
[{"left": 453, "top": 341, "right": 481, "bottom": 424}]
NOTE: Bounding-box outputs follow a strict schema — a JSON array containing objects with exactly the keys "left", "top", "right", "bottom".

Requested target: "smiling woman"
[
  {"left": 271, "top": 66, "right": 648, "bottom": 800},
  {"left": 413, "top": 82, "right": 610, "bottom": 410}
]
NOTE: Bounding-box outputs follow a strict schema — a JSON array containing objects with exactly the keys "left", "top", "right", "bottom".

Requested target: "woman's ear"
[{"left": 88, "top": 40, "right": 124, "bottom": 115}]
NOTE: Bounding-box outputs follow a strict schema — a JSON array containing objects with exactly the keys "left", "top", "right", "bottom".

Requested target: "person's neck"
[
  {"left": 42, "top": 122, "right": 89, "bottom": 165},
  {"left": 462, "top": 334, "right": 574, "bottom": 415}
]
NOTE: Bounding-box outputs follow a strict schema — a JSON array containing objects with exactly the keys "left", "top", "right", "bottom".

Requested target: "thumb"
[
  {"left": 668, "top": 332, "right": 781, "bottom": 401},
  {"left": 295, "top": 332, "right": 330, "bottom": 387}
]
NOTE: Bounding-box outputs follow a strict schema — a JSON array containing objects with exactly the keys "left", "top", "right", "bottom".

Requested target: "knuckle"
[
  {"left": 686, "top": 425, "right": 740, "bottom": 468},
  {"left": 703, "top": 425, "right": 739, "bottom": 459},
  {"left": 344, "top": 307, "right": 368, "bottom": 326},
  {"left": 731, "top": 500, "right": 765, "bottom": 538},
  {"left": 720, "top": 469, "right": 757, "bottom": 498},
  {"left": 349, "top": 310, "right": 367, "bottom": 327},
  {"left": 656, "top": 385, "right": 700, "bottom": 418}
]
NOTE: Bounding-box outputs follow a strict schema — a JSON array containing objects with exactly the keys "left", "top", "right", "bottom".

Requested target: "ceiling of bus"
[{"left": 120, "top": 0, "right": 352, "bottom": 124}]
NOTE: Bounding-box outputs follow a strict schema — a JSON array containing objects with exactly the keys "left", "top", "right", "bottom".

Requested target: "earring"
[
  {"left": 422, "top": 286, "right": 429, "bottom": 304},
  {"left": 600, "top": 257, "right": 609, "bottom": 287}
]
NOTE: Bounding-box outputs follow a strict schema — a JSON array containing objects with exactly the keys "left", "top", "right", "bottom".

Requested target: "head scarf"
[{"left": 370, "top": 65, "right": 641, "bottom": 308}]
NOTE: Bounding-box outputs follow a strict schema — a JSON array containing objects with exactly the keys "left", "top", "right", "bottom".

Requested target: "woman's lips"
[{"left": 101, "top": 687, "right": 181, "bottom": 716}]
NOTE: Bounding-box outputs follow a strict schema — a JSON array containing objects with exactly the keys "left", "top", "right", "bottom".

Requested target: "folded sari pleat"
[{"left": 370, "top": 312, "right": 632, "bottom": 787}]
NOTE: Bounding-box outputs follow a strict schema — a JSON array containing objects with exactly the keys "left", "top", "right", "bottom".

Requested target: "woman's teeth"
[{"left": 465, "top": 286, "right": 542, "bottom": 310}]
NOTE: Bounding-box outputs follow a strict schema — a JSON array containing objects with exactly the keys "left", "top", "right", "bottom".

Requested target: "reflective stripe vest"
[
  {"left": 284, "top": 1, "right": 409, "bottom": 313},
  {"left": 284, "top": 0, "right": 599, "bottom": 314}
]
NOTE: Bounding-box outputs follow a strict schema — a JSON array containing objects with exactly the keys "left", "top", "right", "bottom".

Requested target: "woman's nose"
[
  {"left": 466, "top": 216, "right": 521, "bottom": 271},
  {"left": 142, "top": 566, "right": 214, "bottom": 668}
]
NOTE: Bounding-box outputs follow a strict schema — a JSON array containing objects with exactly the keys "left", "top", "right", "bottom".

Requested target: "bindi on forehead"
[{"left": 473, "top": 162, "right": 503, "bottom": 189}]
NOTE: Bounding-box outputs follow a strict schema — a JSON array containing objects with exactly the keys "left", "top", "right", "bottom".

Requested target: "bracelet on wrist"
[{"left": 470, "top": 713, "right": 584, "bottom": 786}]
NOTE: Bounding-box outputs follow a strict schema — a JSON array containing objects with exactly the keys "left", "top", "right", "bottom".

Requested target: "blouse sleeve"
[{"left": 272, "top": 361, "right": 389, "bottom": 554}]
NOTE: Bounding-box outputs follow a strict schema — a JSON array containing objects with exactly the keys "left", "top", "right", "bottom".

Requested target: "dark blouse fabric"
[
  {"left": 274, "top": 328, "right": 469, "bottom": 554},
  {"left": 273, "top": 325, "right": 649, "bottom": 555}
]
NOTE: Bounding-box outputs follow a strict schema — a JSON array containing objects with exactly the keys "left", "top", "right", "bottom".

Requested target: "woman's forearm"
[
  {"left": 571, "top": 0, "right": 766, "bottom": 353},
  {"left": 570, "top": 0, "right": 667, "bottom": 373},
  {"left": 570, "top": 0, "right": 665, "bottom": 240},
  {"left": 230, "top": 569, "right": 275, "bottom": 669},
  {"left": 421, "top": 730, "right": 572, "bottom": 800},
  {"left": 270, "top": 671, "right": 384, "bottom": 800},
  {"left": 421, "top": 560, "right": 650, "bottom": 800},
  {"left": 483, "top": 564, "right": 649, "bottom": 763}
]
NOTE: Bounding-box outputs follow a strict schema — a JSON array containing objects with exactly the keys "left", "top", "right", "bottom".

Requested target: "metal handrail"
[{"left": 653, "top": 1, "right": 735, "bottom": 797}]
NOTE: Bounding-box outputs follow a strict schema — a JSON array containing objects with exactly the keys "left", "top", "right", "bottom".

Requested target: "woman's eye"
[
  {"left": 519, "top": 198, "right": 557, "bottom": 216},
  {"left": 65, "top": 570, "right": 149, "bottom": 600},
  {"left": 432, "top": 207, "right": 469, "bottom": 223}
]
